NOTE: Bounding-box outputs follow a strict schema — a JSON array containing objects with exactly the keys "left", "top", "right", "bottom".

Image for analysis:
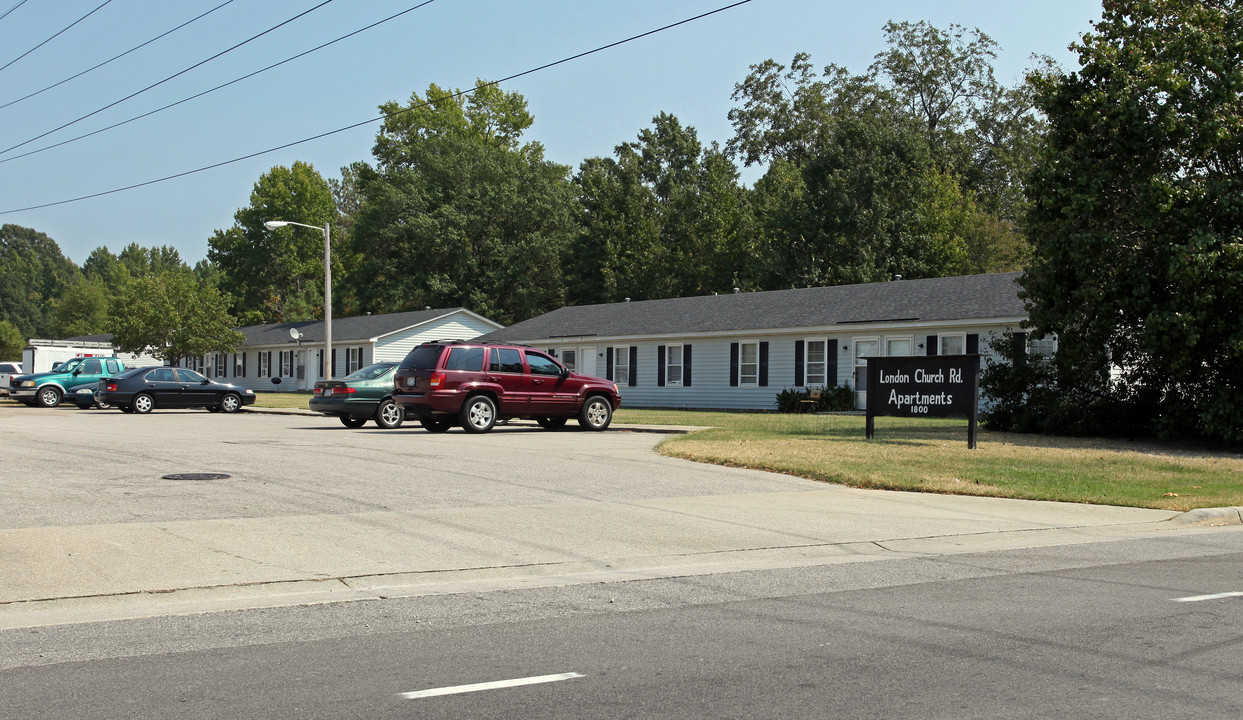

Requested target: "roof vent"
[
  {"left": 425, "top": 306, "right": 431, "bottom": 311},
  {"left": 733, "top": 287, "right": 740, "bottom": 294},
  {"left": 892, "top": 274, "right": 903, "bottom": 281},
  {"left": 624, "top": 298, "right": 630, "bottom": 303}
]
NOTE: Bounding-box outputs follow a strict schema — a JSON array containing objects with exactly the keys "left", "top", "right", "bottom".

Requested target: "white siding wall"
[
  {"left": 374, "top": 314, "right": 499, "bottom": 362},
  {"left": 541, "top": 324, "right": 1019, "bottom": 411}
]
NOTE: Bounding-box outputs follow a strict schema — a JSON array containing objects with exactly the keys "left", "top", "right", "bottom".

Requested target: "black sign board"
[{"left": 865, "top": 355, "right": 982, "bottom": 449}]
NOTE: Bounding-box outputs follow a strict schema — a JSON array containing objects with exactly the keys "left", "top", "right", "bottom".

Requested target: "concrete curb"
[{"left": 1165, "top": 507, "right": 1243, "bottom": 527}]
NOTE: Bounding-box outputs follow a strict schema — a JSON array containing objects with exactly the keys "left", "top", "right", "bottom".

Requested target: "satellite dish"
[{"left": 289, "top": 328, "right": 302, "bottom": 340}]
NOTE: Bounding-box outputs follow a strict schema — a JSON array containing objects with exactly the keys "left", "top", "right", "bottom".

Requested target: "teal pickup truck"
[{"left": 9, "top": 356, "right": 129, "bottom": 408}]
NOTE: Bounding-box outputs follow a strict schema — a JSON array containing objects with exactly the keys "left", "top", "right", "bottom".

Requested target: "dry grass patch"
[{"left": 616, "top": 410, "right": 1243, "bottom": 510}]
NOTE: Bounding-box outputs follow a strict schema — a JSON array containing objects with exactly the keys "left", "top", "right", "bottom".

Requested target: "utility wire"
[
  {"left": 0, "top": 0, "right": 338, "bottom": 157},
  {"left": 0, "top": 0, "right": 31, "bottom": 23},
  {"left": 0, "top": 0, "right": 239, "bottom": 112},
  {"left": 0, "top": 0, "right": 755, "bottom": 214},
  {"left": 0, "top": 0, "right": 112, "bottom": 74},
  {"left": 0, "top": 0, "right": 438, "bottom": 163}
]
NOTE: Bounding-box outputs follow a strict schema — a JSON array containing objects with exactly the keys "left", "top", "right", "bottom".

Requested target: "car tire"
[
  {"left": 374, "top": 400, "right": 403, "bottom": 429},
  {"left": 95, "top": 399, "right": 111, "bottom": 410},
  {"left": 219, "top": 393, "right": 242, "bottom": 413},
  {"left": 37, "top": 386, "right": 62, "bottom": 408},
  {"left": 419, "top": 418, "right": 453, "bottom": 433},
  {"left": 536, "top": 416, "right": 568, "bottom": 430},
  {"left": 132, "top": 393, "right": 154, "bottom": 414},
  {"left": 459, "top": 394, "right": 497, "bottom": 434},
  {"left": 339, "top": 416, "right": 367, "bottom": 428},
  {"left": 577, "top": 395, "right": 613, "bottom": 431}
]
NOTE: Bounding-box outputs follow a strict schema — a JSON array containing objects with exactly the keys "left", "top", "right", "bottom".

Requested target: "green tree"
[
  {"left": 0, "top": 224, "right": 82, "bottom": 338},
  {"left": 1020, "top": 0, "right": 1243, "bottom": 443},
  {"left": 348, "top": 80, "right": 580, "bottom": 324},
  {"left": 0, "top": 319, "right": 24, "bottom": 360},
  {"left": 569, "top": 113, "right": 756, "bottom": 304},
  {"left": 52, "top": 277, "right": 110, "bottom": 337},
  {"left": 208, "top": 161, "right": 337, "bottom": 324},
  {"left": 109, "top": 267, "right": 244, "bottom": 366}
]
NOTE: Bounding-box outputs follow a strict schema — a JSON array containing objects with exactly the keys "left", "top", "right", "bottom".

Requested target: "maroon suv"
[{"left": 392, "top": 341, "right": 622, "bottom": 433}]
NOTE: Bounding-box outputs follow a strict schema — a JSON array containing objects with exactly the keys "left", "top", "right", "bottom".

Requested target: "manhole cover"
[{"left": 162, "top": 473, "right": 231, "bottom": 481}]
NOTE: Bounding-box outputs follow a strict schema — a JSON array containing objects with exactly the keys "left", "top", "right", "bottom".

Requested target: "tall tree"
[
  {"left": 109, "top": 267, "right": 244, "bottom": 366},
  {"left": 209, "top": 161, "right": 337, "bottom": 325},
  {"left": 348, "top": 80, "right": 579, "bottom": 324},
  {"left": 1021, "top": 0, "right": 1243, "bottom": 442},
  {"left": 0, "top": 224, "right": 82, "bottom": 338},
  {"left": 0, "top": 320, "right": 23, "bottom": 360},
  {"left": 569, "top": 113, "right": 755, "bottom": 304}
]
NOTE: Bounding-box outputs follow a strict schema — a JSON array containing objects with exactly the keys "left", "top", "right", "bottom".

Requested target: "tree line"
[{"left": 4, "top": 4, "right": 1239, "bottom": 443}]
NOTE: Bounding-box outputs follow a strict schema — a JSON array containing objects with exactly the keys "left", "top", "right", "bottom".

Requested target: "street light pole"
[{"left": 263, "top": 220, "right": 332, "bottom": 381}]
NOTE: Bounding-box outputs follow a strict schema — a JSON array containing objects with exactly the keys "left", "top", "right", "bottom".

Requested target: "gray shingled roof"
[
  {"left": 484, "top": 272, "right": 1026, "bottom": 341},
  {"left": 237, "top": 308, "right": 485, "bottom": 346}
]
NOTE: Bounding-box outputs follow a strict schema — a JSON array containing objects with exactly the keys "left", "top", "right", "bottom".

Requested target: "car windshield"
[
  {"left": 344, "top": 363, "right": 393, "bottom": 381},
  {"left": 399, "top": 345, "right": 443, "bottom": 371},
  {"left": 57, "top": 358, "right": 84, "bottom": 374}
]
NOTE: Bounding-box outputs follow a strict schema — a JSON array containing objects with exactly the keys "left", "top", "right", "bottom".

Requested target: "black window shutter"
[
  {"left": 242, "top": 352, "right": 247, "bottom": 378},
  {"left": 966, "top": 334, "right": 979, "bottom": 354},
  {"left": 1013, "top": 332, "right": 1028, "bottom": 359},
  {"left": 794, "top": 340, "right": 805, "bottom": 386},
  {"left": 606, "top": 347, "right": 614, "bottom": 380},
  {"left": 548, "top": 348, "right": 556, "bottom": 357},
  {"left": 927, "top": 334, "right": 938, "bottom": 356},
  {"left": 730, "top": 342, "right": 739, "bottom": 386},
  {"left": 759, "top": 341, "right": 769, "bottom": 387},
  {"left": 331, "top": 348, "right": 336, "bottom": 376},
  {"left": 657, "top": 345, "right": 666, "bottom": 387},
  {"left": 826, "top": 338, "right": 837, "bottom": 387},
  {"left": 628, "top": 346, "right": 637, "bottom": 387},
  {"left": 317, "top": 350, "right": 322, "bottom": 378},
  {"left": 683, "top": 345, "right": 692, "bottom": 387}
]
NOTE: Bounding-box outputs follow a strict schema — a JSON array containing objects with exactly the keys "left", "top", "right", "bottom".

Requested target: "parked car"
[
  {"left": 0, "top": 361, "right": 21, "bottom": 396},
  {"left": 68, "top": 381, "right": 111, "bottom": 410},
  {"left": 9, "top": 356, "right": 129, "bottom": 407},
  {"left": 392, "top": 340, "right": 621, "bottom": 433},
  {"left": 309, "top": 362, "right": 412, "bottom": 429},
  {"left": 99, "top": 366, "right": 255, "bottom": 414}
]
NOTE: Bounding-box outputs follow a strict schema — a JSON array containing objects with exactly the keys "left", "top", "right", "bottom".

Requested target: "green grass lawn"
[
  {"left": 613, "top": 408, "right": 1243, "bottom": 511},
  {"left": 253, "top": 391, "right": 314, "bottom": 409}
]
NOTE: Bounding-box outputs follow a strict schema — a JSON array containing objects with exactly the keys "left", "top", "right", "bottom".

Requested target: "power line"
[
  {"left": 0, "top": 0, "right": 756, "bottom": 214},
  {"left": 0, "top": 0, "right": 338, "bottom": 157},
  {"left": 0, "top": 0, "right": 112, "bottom": 74},
  {"left": 0, "top": 0, "right": 31, "bottom": 23},
  {"left": 0, "top": 0, "right": 439, "bottom": 164},
  {"left": 0, "top": 0, "right": 239, "bottom": 112}
]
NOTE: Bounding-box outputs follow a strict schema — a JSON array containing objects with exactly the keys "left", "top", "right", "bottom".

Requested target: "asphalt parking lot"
[{"left": 0, "top": 402, "right": 1208, "bottom": 628}]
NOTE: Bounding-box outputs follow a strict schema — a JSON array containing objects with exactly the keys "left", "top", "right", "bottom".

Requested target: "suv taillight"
[{"left": 429, "top": 372, "right": 446, "bottom": 389}]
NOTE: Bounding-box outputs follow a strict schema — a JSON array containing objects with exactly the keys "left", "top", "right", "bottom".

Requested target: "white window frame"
[
  {"left": 347, "top": 347, "right": 363, "bottom": 374},
  {"left": 885, "top": 336, "right": 914, "bottom": 357},
  {"left": 666, "top": 344, "right": 684, "bottom": 387},
  {"left": 739, "top": 341, "right": 759, "bottom": 385},
  {"left": 805, "top": 338, "right": 827, "bottom": 387},
  {"left": 214, "top": 354, "right": 227, "bottom": 378},
  {"left": 939, "top": 333, "right": 966, "bottom": 356},
  {"left": 613, "top": 346, "right": 629, "bottom": 386},
  {"left": 235, "top": 353, "right": 244, "bottom": 377},
  {"left": 1028, "top": 335, "right": 1057, "bottom": 359},
  {"left": 560, "top": 348, "right": 577, "bottom": 372},
  {"left": 258, "top": 352, "right": 270, "bottom": 378}
]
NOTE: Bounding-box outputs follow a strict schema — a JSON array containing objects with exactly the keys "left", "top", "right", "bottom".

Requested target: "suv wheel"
[
  {"left": 37, "top": 386, "right": 62, "bottom": 408},
  {"left": 578, "top": 395, "right": 613, "bottom": 431},
  {"left": 374, "top": 400, "right": 403, "bottom": 429},
  {"left": 459, "top": 394, "right": 497, "bottom": 433}
]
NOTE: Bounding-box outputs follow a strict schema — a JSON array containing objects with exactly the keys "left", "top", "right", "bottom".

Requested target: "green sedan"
[{"left": 309, "top": 363, "right": 411, "bottom": 429}]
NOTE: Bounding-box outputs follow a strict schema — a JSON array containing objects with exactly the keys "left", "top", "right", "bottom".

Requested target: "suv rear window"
[
  {"left": 444, "top": 347, "right": 485, "bottom": 372},
  {"left": 400, "top": 345, "right": 444, "bottom": 371}
]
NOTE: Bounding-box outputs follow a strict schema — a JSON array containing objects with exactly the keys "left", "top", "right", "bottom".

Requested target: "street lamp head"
[{"left": 263, "top": 221, "right": 288, "bottom": 230}]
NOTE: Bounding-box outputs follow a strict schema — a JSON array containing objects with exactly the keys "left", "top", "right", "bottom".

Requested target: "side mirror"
[
  {"left": 72, "top": 368, "right": 81, "bottom": 375},
  {"left": 201, "top": 378, "right": 211, "bottom": 385}
]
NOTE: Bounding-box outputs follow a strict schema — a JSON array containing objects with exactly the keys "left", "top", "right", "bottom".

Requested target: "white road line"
[
  {"left": 401, "top": 672, "right": 585, "bottom": 700},
  {"left": 1173, "top": 591, "right": 1243, "bottom": 603}
]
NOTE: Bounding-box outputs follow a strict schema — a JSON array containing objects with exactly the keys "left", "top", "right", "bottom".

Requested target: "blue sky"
[{"left": 0, "top": 0, "right": 1102, "bottom": 266}]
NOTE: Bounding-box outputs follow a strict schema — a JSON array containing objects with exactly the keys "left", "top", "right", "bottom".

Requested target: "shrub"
[{"left": 775, "top": 385, "right": 854, "bottom": 413}]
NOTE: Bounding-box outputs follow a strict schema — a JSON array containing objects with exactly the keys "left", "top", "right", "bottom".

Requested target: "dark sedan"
[{"left": 99, "top": 366, "right": 256, "bottom": 414}]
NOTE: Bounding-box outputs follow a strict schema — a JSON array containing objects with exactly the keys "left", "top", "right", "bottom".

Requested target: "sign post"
[{"left": 865, "top": 355, "right": 982, "bottom": 449}]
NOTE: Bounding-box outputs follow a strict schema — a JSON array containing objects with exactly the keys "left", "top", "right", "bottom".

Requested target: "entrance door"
[
  {"left": 578, "top": 347, "right": 597, "bottom": 377},
  {"left": 853, "top": 339, "right": 878, "bottom": 410}
]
